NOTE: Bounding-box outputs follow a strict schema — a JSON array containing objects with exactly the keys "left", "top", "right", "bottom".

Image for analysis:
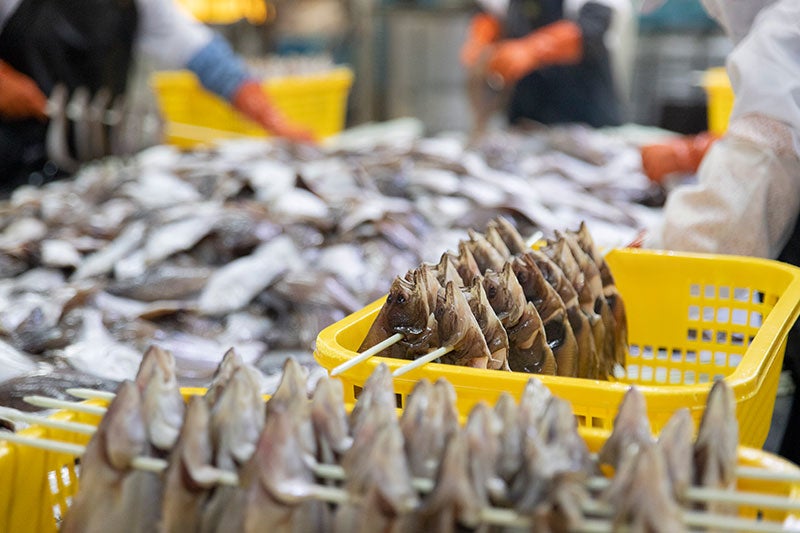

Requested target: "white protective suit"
[{"left": 646, "top": 0, "right": 800, "bottom": 259}]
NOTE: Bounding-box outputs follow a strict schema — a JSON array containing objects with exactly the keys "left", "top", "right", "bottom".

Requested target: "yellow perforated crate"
[
  {"left": 151, "top": 67, "right": 353, "bottom": 149},
  {"left": 315, "top": 249, "right": 800, "bottom": 448},
  {"left": 1, "top": 395, "right": 799, "bottom": 531}
]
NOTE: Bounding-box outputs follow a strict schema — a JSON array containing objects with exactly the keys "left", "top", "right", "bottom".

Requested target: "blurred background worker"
[
  {"left": 644, "top": 0, "right": 800, "bottom": 464},
  {"left": 459, "top": 0, "right": 623, "bottom": 129},
  {"left": 0, "top": 0, "right": 313, "bottom": 188}
]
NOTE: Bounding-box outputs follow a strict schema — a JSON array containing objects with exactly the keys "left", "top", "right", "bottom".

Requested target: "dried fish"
[
  {"left": 656, "top": 408, "right": 695, "bottom": 502},
  {"left": 598, "top": 387, "right": 653, "bottom": 468},
  {"left": 435, "top": 281, "right": 492, "bottom": 369},
  {"left": 465, "top": 277, "right": 510, "bottom": 371}
]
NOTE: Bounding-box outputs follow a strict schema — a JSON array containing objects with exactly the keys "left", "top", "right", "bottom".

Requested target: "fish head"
[
  {"left": 140, "top": 346, "right": 185, "bottom": 451},
  {"left": 212, "top": 364, "right": 266, "bottom": 469},
  {"left": 383, "top": 275, "right": 429, "bottom": 333},
  {"left": 102, "top": 380, "right": 147, "bottom": 471},
  {"left": 456, "top": 240, "right": 483, "bottom": 284}
]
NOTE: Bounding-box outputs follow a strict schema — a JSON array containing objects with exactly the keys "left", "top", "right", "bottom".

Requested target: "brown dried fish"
[
  {"left": 466, "top": 229, "right": 506, "bottom": 273},
  {"left": 510, "top": 256, "right": 576, "bottom": 376},
  {"left": 434, "top": 252, "right": 465, "bottom": 288},
  {"left": 435, "top": 280, "right": 492, "bottom": 369},
  {"left": 487, "top": 216, "right": 529, "bottom": 256},
  {"left": 454, "top": 240, "right": 483, "bottom": 286},
  {"left": 359, "top": 274, "right": 439, "bottom": 360},
  {"left": 483, "top": 265, "right": 556, "bottom": 375},
  {"left": 465, "top": 277, "right": 510, "bottom": 371},
  {"left": 485, "top": 223, "right": 512, "bottom": 259}
]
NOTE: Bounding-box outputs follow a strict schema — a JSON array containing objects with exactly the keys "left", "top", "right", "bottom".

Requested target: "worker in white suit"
[{"left": 644, "top": 0, "right": 800, "bottom": 463}]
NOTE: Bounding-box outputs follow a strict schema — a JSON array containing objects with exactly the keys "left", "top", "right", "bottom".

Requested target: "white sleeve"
[
  {"left": 726, "top": 0, "right": 800, "bottom": 154},
  {"left": 134, "top": 0, "right": 215, "bottom": 69}
]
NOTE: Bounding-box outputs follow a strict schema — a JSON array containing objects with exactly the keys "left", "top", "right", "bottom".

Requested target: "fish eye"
[
  {"left": 487, "top": 286, "right": 497, "bottom": 298},
  {"left": 397, "top": 295, "right": 406, "bottom": 304},
  {"left": 386, "top": 295, "right": 393, "bottom": 304}
]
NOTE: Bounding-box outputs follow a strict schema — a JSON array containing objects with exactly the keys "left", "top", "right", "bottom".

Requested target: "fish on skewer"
[
  {"left": 487, "top": 216, "right": 529, "bottom": 256},
  {"left": 160, "top": 396, "right": 217, "bottom": 532},
  {"left": 465, "top": 229, "right": 506, "bottom": 273},
  {"left": 358, "top": 273, "right": 439, "bottom": 360},
  {"left": 203, "top": 347, "right": 243, "bottom": 408},
  {"left": 656, "top": 408, "right": 695, "bottom": 503},
  {"left": 597, "top": 387, "right": 653, "bottom": 468},
  {"left": 311, "top": 376, "right": 352, "bottom": 467},
  {"left": 60, "top": 381, "right": 149, "bottom": 533},
  {"left": 435, "top": 280, "right": 493, "bottom": 369},
  {"left": 522, "top": 250, "right": 599, "bottom": 379},
  {"left": 510, "top": 255, "right": 578, "bottom": 377},
  {"left": 483, "top": 265, "right": 556, "bottom": 375},
  {"left": 465, "top": 277, "right": 510, "bottom": 371},
  {"left": 453, "top": 241, "right": 483, "bottom": 287}
]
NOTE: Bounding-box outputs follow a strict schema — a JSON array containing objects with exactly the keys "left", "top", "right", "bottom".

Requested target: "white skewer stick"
[
  {"left": 66, "top": 388, "right": 116, "bottom": 401},
  {"left": 392, "top": 345, "right": 455, "bottom": 377},
  {"left": 525, "top": 230, "right": 545, "bottom": 249},
  {"left": 23, "top": 396, "right": 106, "bottom": 415},
  {"left": 330, "top": 333, "right": 404, "bottom": 376},
  {"left": 0, "top": 407, "right": 96, "bottom": 435}
]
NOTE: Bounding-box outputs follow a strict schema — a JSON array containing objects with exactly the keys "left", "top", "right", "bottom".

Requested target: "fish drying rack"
[
  {"left": 315, "top": 249, "right": 800, "bottom": 448},
  {"left": 2, "top": 389, "right": 800, "bottom": 532}
]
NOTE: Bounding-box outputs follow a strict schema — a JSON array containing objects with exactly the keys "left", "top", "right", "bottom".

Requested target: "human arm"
[
  {"left": 485, "top": 1, "right": 614, "bottom": 84},
  {"left": 134, "top": 0, "right": 314, "bottom": 142},
  {"left": 645, "top": 0, "right": 800, "bottom": 258}
]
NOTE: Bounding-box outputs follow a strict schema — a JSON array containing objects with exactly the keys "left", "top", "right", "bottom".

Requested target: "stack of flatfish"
[
  {"left": 58, "top": 346, "right": 739, "bottom": 533},
  {"left": 361, "top": 218, "right": 627, "bottom": 379}
]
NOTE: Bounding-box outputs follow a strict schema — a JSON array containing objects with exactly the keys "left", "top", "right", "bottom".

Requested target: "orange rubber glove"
[
  {"left": 487, "top": 20, "right": 583, "bottom": 84},
  {"left": 0, "top": 61, "right": 48, "bottom": 121},
  {"left": 640, "top": 132, "right": 719, "bottom": 184},
  {"left": 232, "top": 80, "right": 316, "bottom": 144},
  {"left": 461, "top": 13, "right": 502, "bottom": 68}
]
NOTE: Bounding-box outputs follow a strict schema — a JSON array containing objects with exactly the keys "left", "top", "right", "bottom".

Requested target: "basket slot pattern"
[{"left": 624, "top": 282, "right": 777, "bottom": 387}]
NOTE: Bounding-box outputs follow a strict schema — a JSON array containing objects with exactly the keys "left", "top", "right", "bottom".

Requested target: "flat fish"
[
  {"left": 435, "top": 280, "right": 492, "bottom": 369},
  {"left": 523, "top": 250, "right": 598, "bottom": 379},
  {"left": 72, "top": 220, "right": 147, "bottom": 280},
  {"left": 510, "top": 256, "right": 576, "bottom": 377},
  {"left": 161, "top": 396, "right": 217, "bottom": 533},
  {"left": 483, "top": 265, "right": 556, "bottom": 375},
  {"left": 465, "top": 277, "right": 510, "bottom": 371},
  {"left": 358, "top": 272, "right": 439, "bottom": 361}
]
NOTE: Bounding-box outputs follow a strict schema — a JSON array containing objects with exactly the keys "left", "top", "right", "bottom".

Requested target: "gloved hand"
[
  {"left": 640, "top": 132, "right": 718, "bottom": 184},
  {"left": 487, "top": 20, "right": 582, "bottom": 84},
  {"left": 0, "top": 61, "right": 48, "bottom": 121},
  {"left": 232, "top": 80, "right": 316, "bottom": 144},
  {"left": 460, "top": 13, "right": 502, "bottom": 69}
]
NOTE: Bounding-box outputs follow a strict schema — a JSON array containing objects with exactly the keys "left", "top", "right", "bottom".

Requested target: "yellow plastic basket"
[
  {"left": 150, "top": 67, "right": 353, "bottom": 149},
  {"left": 1, "top": 395, "right": 799, "bottom": 532},
  {"left": 315, "top": 249, "right": 800, "bottom": 448},
  {"left": 703, "top": 66, "right": 734, "bottom": 136}
]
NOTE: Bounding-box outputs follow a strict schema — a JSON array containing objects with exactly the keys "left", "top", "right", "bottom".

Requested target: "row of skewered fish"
[
  {"left": 59, "top": 346, "right": 738, "bottom": 533},
  {"left": 360, "top": 217, "right": 628, "bottom": 379}
]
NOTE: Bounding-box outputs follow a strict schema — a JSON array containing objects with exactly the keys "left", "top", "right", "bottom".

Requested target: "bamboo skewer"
[
  {"left": 23, "top": 395, "right": 800, "bottom": 490},
  {"left": 0, "top": 431, "right": 790, "bottom": 533},
  {"left": 392, "top": 345, "right": 455, "bottom": 377},
  {"left": 66, "top": 388, "right": 116, "bottom": 401},
  {"left": 330, "top": 333, "right": 404, "bottom": 376}
]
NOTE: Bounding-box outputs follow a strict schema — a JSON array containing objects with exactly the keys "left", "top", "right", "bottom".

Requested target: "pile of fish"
[
  {"left": 361, "top": 218, "right": 627, "bottom": 379},
  {"left": 58, "top": 346, "right": 738, "bottom": 533},
  {"left": 0, "top": 124, "right": 658, "bottom": 393}
]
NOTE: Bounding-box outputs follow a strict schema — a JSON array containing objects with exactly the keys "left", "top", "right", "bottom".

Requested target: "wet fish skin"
[
  {"left": 311, "top": 376, "right": 352, "bottom": 465},
  {"left": 60, "top": 381, "right": 149, "bottom": 533},
  {"left": 161, "top": 396, "right": 217, "bottom": 533},
  {"left": 601, "top": 443, "right": 686, "bottom": 533},
  {"left": 597, "top": 387, "right": 653, "bottom": 469},
  {"left": 465, "top": 278, "right": 510, "bottom": 371},
  {"left": 435, "top": 280, "right": 492, "bottom": 369},
  {"left": 136, "top": 346, "right": 186, "bottom": 452},
  {"left": 694, "top": 380, "right": 738, "bottom": 492},
  {"left": 516, "top": 252, "right": 588, "bottom": 378},
  {"left": 466, "top": 229, "right": 506, "bottom": 273},
  {"left": 359, "top": 274, "right": 439, "bottom": 361},
  {"left": 656, "top": 408, "right": 694, "bottom": 502}
]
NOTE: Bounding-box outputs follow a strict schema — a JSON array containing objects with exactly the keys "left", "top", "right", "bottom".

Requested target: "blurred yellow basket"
[
  {"left": 703, "top": 66, "right": 734, "bottom": 135},
  {"left": 2, "top": 393, "right": 800, "bottom": 531},
  {"left": 151, "top": 66, "right": 353, "bottom": 149},
  {"left": 315, "top": 249, "right": 800, "bottom": 448}
]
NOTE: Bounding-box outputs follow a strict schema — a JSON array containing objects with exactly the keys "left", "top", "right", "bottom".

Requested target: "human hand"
[
  {"left": 460, "top": 13, "right": 501, "bottom": 68},
  {"left": 232, "top": 80, "right": 317, "bottom": 144},
  {"left": 0, "top": 61, "right": 48, "bottom": 121}
]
